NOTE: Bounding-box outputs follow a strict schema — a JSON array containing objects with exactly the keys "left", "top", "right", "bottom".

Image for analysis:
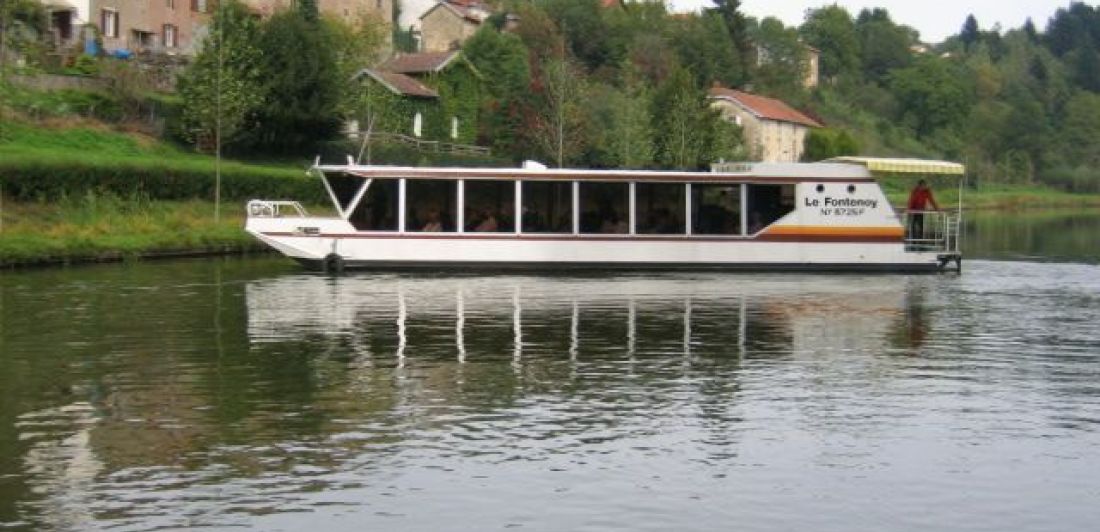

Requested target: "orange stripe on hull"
[{"left": 763, "top": 225, "right": 905, "bottom": 238}]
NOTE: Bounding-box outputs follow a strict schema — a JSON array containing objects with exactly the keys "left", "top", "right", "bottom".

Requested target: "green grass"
[
  {"left": 0, "top": 196, "right": 259, "bottom": 266},
  {"left": 881, "top": 179, "right": 1100, "bottom": 210}
]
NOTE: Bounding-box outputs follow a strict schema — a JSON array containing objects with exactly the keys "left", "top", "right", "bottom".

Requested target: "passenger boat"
[{"left": 245, "top": 157, "right": 964, "bottom": 272}]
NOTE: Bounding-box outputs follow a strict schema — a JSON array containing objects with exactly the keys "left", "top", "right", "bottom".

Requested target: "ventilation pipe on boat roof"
[{"left": 522, "top": 160, "right": 548, "bottom": 170}]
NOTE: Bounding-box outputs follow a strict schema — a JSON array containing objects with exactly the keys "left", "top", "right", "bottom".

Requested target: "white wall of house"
[{"left": 711, "top": 99, "right": 814, "bottom": 163}]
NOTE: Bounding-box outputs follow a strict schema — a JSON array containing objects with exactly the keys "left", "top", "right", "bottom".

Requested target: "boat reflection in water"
[{"left": 246, "top": 273, "right": 932, "bottom": 366}]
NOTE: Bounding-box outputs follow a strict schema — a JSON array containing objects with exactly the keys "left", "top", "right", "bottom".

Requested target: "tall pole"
[
  {"left": 0, "top": 7, "right": 8, "bottom": 234},
  {"left": 214, "top": 1, "right": 224, "bottom": 223}
]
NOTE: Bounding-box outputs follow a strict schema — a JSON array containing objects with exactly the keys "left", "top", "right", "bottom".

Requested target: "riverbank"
[{"left": 0, "top": 197, "right": 270, "bottom": 268}]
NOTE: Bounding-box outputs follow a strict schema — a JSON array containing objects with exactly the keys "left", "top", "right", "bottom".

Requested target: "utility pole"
[
  {"left": 214, "top": 1, "right": 224, "bottom": 224},
  {"left": 0, "top": 6, "right": 8, "bottom": 234}
]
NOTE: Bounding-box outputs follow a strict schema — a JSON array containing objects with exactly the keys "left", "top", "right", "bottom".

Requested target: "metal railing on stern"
[
  {"left": 247, "top": 200, "right": 309, "bottom": 218},
  {"left": 903, "top": 210, "right": 961, "bottom": 253}
]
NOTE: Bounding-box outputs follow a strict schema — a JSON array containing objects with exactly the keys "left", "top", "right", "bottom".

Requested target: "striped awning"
[{"left": 827, "top": 157, "right": 966, "bottom": 176}]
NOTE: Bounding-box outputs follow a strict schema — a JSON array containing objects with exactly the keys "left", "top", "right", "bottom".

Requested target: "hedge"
[{"left": 0, "top": 154, "right": 329, "bottom": 204}]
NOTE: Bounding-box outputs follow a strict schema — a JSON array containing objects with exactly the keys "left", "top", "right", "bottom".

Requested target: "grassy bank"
[
  {"left": 0, "top": 196, "right": 264, "bottom": 267},
  {"left": 882, "top": 180, "right": 1100, "bottom": 210}
]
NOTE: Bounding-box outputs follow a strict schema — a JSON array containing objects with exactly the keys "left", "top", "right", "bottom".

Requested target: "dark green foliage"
[
  {"left": 0, "top": 157, "right": 325, "bottom": 204},
  {"left": 463, "top": 27, "right": 530, "bottom": 153},
  {"left": 802, "top": 128, "right": 860, "bottom": 161},
  {"left": 855, "top": 8, "right": 912, "bottom": 81},
  {"left": 298, "top": 0, "right": 319, "bottom": 22},
  {"left": 248, "top": 10, "right": 342, "bottom": 153},
  {"left": 709, "top": 0, "right": 752, "bottom": 59},
  {"left": 538, "top": 0, "right": 612, "bottom": 71},
  {"left": 800, "top": 5, "right": 860, "bottom": 80},
  {"left": 961, "top": 15, "right": 980, "bottom": 49},
  {"left": 888, "top": 57, "right": 974, "bottom": 137},
  {"left": 667, "top": 12, "right": 744, "bottom": 88}
]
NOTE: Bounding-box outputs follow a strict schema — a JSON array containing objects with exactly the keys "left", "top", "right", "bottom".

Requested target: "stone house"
[
  {"left": 89, "top": 0, "right": 212, "bottom": 55},
  {"left": 418, "top": 0, "right": 489, "bottom": 52},
  {"left": 84, "top": 0, "right": 390, "bottom": 56},
  {"left": 352, "top": 50, "right": 482, "bottom": 143},
  {"left": 708, "top": 86, "right": 823, "bottom": 163}
]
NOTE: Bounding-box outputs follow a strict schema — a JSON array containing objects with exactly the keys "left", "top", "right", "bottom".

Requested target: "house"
[
  {"left": 352, "top": 50, "right": 482, "bottom": 144},
  {"left": 708, "top": 86, "right": 823, "bottom": 163},
  {"left": 85, "top": 0, "right": 391, "bottom": 56},
  {"left": 243, "top": 0, "right": 392, "bottom": 27},
  {"left": 90, "top": 0, "right": 212, "bottom": 55},
  {"left": 418, "top": 0, "right": 490, "bottom": 52}
]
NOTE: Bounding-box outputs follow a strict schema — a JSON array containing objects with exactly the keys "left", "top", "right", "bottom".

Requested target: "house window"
[
  {"left": 162, "top": 24, "right": 178, "bottom": 48},
  {"left": 191, "top": 0, "right": 207, "bottom": 13},
  {"left": 101, "top": 9, "right": 118, "bottom": 38},
  {"left": 412, "top": 112, "right": 423, "bottom": 138},
  {"left": 167, "top": 0, "right": 175, "bottom": 8},
  {"left": 451, "top": 117, "right": 459, "bottom": 140}
]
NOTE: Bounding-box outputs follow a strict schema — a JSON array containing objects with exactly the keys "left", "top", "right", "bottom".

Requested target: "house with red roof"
[{"left": 708, "top": 86, "right": 823, "bottom": 163}]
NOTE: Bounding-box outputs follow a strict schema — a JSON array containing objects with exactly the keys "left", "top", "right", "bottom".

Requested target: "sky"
[{"left": 667, "top": 0, "right": 1084, "bottom": 43}]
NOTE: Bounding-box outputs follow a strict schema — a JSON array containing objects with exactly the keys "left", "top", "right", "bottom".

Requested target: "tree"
[
  {"left": 802, "top": 128, "right": 860, "bottom": 161},
  {"left": 326, "top": 12, "right": 389, "bottom": 117},
  {"left": 752, "top": 17, "right": 807, "bottom": 98},
  {"left": 960, "top": 15, "right": 980, "bottom": 50},
  {"left": 178, "top": 0, "right": 263, "bottom": 152},
  {"left": 605, "top": 64, "right": 654, "bottom": 168},
  {"left": 1023, "top": 18, "right": 1039, "bottom": 44},
  {"left": 532, "top": 57, "right": 587, "bottom": 167},
  {"left": 464, "top": 26, "right": 531, "bottom": 154},
  {"left": 888, "top": 56, "right": 974, "bottom": 137},
  {"left": 539, "top": 0, "right": 612, "bottom": 71},
  {"left": 800, "top": 5, "right": 860, "bottom": 80},
  {"left": 651, "top": 69, "right": 734, "bottom": 169},
  {"left": 856, "top": 8, "right": 912, "bottom": 82},
  {"left": 667, "top": 12, "right": 744, "bottom": 88},
  {"left": 709, "top": 0, "right": 752, "bottom": 61},
  {"left": 248, "top": 9, "right": 342, "bottom": 153}
]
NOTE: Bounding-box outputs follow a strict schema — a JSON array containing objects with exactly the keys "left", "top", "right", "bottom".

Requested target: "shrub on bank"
[{"left": 0, "top": 154, "right": 328, "bottom": 204}]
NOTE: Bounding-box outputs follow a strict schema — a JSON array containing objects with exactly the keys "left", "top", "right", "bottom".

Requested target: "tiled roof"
[
  {"left": 356, "top": 69, "right": 439, "bottom": 98},
  {"left": 708, "top": 87, "right": 823, "bottom": 128},
  {"left": 381, "top": 51, "right": 461, "bottom": 74}
]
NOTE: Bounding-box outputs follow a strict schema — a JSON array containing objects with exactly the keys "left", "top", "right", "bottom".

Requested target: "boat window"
[
  {"left": 324, "top": 172, "right": 364, "bottom": 213},
  {"left": 746, "top": 184, "right": 795, "bottom": 234},
  {"left": 579, "top": 182, "right": 629, "bottom": 234},
  {"left": 635, "top": 183, "right": 685, "bottom": 234},
  {"left": 406, "top": 180, "right": 458, "bottom": 232},
  {"left": 691, "top": 184, "right": 741, "bottom": 235},
  {"left": 522, "top": 181, "right": 573, "bottom": 233},
  {"left": 464, "top": 180, "right": 515, "bottom": 233},
  {"left": 348, "top": 178, "right": 398, "bottom": 231}
]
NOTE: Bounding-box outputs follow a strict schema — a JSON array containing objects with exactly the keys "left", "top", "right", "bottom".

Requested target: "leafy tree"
[
  {"left": 604, "top": 64, "right": 654, "bottom": 168},
  {"left": 248, "top": 9, "right": 342, "bottom": 153},
  {"left": 539, "top": 0, "right": 612, "bottom": 71},
  {"left": 326, "top": 13, "right": 389, "bottom": 118},
  {"left": 651, "top": 69, "right": 734, "bottom": 169},
  {"left": 709, "top": 0, "right": 752, "bottom": 61},
  {"left": 463, "top": 26, "right": 531, "bottom": 154},
  {"left": 178, "top": 0, "right": 263, "bottom": 152},
  {"left": 888, "top": 56, "right": 974, "bottom": 137},
  {"left": 802, "top": 128, "right": 860, "bottom": 161},
  {"left": 299, "top": 0, "right": 319, "bottom": 22},
  {"left": 961, "top": 15, "right": 980, "bottom": 50},
  {"left": 1045, "top": 3, "right": 1096, "bottom": 57},
  {"left": 1058, "top": 91, "right": 1100, "bottom": 166},
  {"left": 1023, "top": 18, "right": 1039, "bottom": 43},
  {"left": 667, "top": 12, "right": 744, "bottom": 88},
  {"left": 531, "top": 57, "right": 587, "bottom": 167},
  {"left": 800, "top": 5, "right": 860, "bottom": 81},
  {"left": 855, "top": 8, "right": 912, "bottom": 82},
  {"left": 752, "top": 17, "right": 807, "bottom": 98}
]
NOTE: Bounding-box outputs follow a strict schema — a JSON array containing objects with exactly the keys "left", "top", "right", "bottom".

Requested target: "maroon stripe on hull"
[{"left": 261, "top": 232, "right": 904, "bottom": 244}]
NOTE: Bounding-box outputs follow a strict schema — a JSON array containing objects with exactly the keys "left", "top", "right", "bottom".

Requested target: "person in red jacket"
[{"left": 907, "top": 179, "right": 940, "bottom": 239}]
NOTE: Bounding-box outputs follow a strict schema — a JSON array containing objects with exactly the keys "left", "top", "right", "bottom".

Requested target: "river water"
[{"left": 1, "top": 210, "right": 1098, "bottom": 531}]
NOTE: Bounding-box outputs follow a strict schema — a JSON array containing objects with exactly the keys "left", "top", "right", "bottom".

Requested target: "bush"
[
  {"left": 1040, "top": 166, "right": 1100, "bottom": 193},
  {"left": 0, "top": 156, "right": 328, "bottom": 204}
]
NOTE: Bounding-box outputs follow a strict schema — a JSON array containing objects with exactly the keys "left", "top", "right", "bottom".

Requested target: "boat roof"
[
  {"left": 316, "top": 161, "right": 878, "bottom": 183},
  {"left": 825, "top": 156, "right": 966, "bottom": 176}
]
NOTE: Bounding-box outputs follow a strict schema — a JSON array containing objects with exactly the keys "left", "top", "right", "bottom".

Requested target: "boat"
[{"left": 245, "top": 157, "right": 964, "bottom": 272}]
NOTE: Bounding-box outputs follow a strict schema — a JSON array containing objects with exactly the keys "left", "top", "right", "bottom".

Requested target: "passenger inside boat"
[
  {"left": 580, "top": 182, "right": 629, "bottom": 234},
  {"left": 348, "top": 178, "right": 398, "bottom": 231},
  {"left": 636, "top": 183, "right": 685, "bottom": 234},
  {"left": 692, "top": 184, "right": 741, "bottom": 235},
  {"left": 465, "top": 180, "right": 515, "bottom": 232},
  {"left": 522, "top": 181, "right": 572, "bottom": 233},
  {"left": 407, "top": 180, "right": 457, "bottom": 232}
]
